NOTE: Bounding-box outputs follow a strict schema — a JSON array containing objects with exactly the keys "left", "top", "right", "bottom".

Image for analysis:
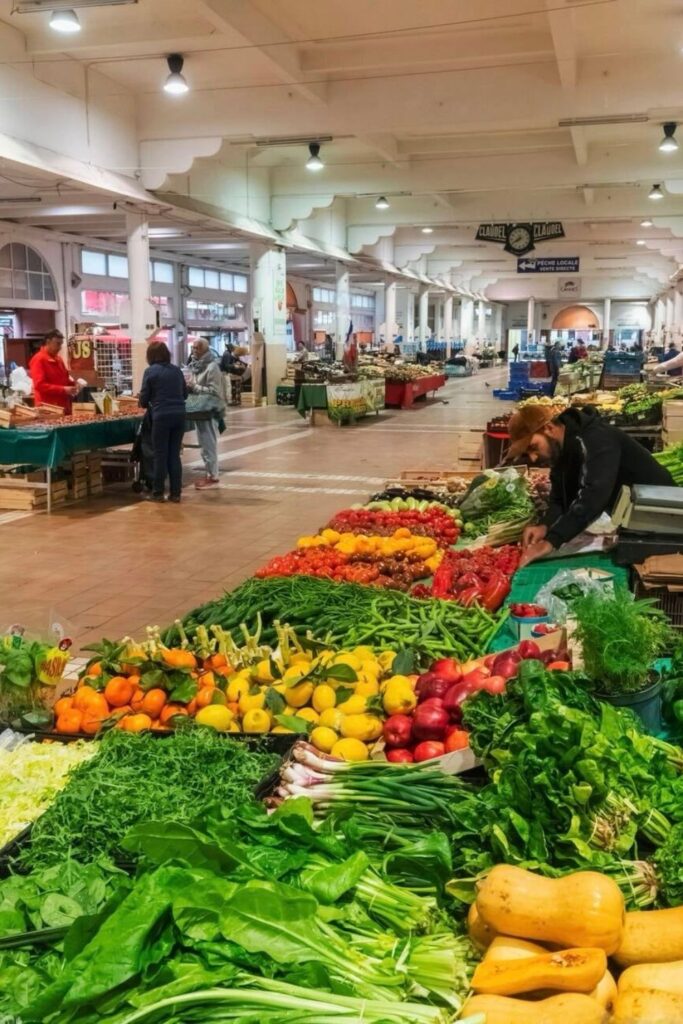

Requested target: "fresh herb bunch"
[
  {"left": 573, "top": 587, "right": 671, "bottom": 695},
  {"left": 20, "top": 729, "right": 278, "bottom": 870}
]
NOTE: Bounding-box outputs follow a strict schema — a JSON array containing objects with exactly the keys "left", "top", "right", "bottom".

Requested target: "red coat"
[{"left": 30, "top": 348, "right": 74, "bottom": 412}]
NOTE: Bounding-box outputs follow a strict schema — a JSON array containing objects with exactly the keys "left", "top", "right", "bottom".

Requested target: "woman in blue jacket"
[{"left": 139, "top": 341, "right": 188, "bottom": 502}]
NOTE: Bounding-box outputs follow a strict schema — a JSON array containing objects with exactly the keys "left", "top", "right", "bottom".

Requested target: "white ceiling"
[{"left": 0, "top": 0, "right": 681, "bottom": 299}]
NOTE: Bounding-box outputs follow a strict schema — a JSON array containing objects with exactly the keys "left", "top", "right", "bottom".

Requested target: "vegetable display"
[
  {"left": 655, "top": 440, "right": 683, "bottom": 485},
  {"left": 326, "top": 505, "right": 462, "bottom": 545},
  {"left": 0, "top": 634, "right": 70, "bottom": 725},
  {"left": 415, "top": 544, "right": 520, "bottom": 608}
]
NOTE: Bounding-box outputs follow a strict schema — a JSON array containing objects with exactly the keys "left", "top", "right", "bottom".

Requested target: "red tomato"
[
  {"left": 385, "top": 747, "right": 415, "bottom": 763},
  {"left": 444, "top": 729, "right": 470, "bottom": 752},
  {"left": 413, "top": 741, "right": 446, "bottom": 762}
]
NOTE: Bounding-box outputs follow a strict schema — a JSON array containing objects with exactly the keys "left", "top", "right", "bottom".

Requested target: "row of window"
[
  {"left": 0, "top": 243, "right": 56, "bottom": 302},
  {"left": 352, "top": 293, "right": 375, "bottom": 309},
  {"left": 312, "top": 286, "right": 336, "bottom": 304},
  {"left": 312, "top": 286, "right": 375, "bottom": 309},
  {"left": 81, "top": 250, "right": 248, "bottom": 293},
  {"left": 313, "top": 309, "right": 336, "bottom": 327}
]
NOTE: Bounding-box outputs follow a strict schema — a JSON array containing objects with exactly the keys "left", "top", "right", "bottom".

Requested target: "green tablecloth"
[
  {"left": 489, "top": 550, "right": 629, "bottom": 651},
  {"left": 296, "top": 384, "right": 328, "bottom": 417},
  {"left": 0, "top": 416, "right": 143, "bottom": 469}
]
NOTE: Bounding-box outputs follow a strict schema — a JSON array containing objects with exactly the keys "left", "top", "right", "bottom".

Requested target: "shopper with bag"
[
  {"left": 187, "top": 337, "right": 225, "bottom": 489},
  {"left": 139, "top": 341, "right": 188, "bottom": 503}
]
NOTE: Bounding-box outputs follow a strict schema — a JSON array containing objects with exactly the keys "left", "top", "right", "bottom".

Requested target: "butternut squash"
[
  {"left": 464, "top": 992, "right": 610, "bottom": 1024},
  {"left": 472, "top": 946, "right": 606, "bottom": 996},
  {"left": 476, "top": 865, "right": 624, "bottom": 954},
  {"left": 467, "top": 901, "right": 497, "bottom": 950},
  {"left": 613, "top": 961, "right": 683, "bottom": 1024},
  {"left": 614, "top": 908, "right": 683, "bottom": 967}
]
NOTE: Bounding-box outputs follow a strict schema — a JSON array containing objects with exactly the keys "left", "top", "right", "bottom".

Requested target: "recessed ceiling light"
[
  {"left": 375, "top": 196, "right": 390, "bottom": 210},
  {"left": 164, "top": 54, "right": 189, "bottom": 95},
  {"left": 306, "top": 142, "right": 324, "bottom": 172},
  {"left": 422, "top": 227, "right": 433, "bottom": 234},
  {"left": 49, "top": 8, "right": 81, "bottom": 32},
  {"left": 649, "top": 183, "right": 665, "bottom": 200},
  {"left": 640, "top": 219, "right": 653, "bottom": 227},
  {"left": 659, "top": 122, "right": 679, "bottom": 153},
  {"left": 636, "top": 239, "right": 646, "bottom": 245}
]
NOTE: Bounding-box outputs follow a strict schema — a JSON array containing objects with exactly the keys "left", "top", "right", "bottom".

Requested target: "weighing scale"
[{"left": 612, "top": 485, "right": 683, "bottom": 564}]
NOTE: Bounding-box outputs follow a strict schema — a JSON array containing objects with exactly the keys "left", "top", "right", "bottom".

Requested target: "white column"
[
  {"left": 654, "top": 298, "right": 664, "bottom": 344},
  {"left": 460, "top": 298, "right": 474, "bottom": 352},
  {"left": 478, "top": 300, "right": 487, "bottom": 344},
  {"left": 418, "top": 286, "right": 429, "bottom": 349},
  {"left": 443, "top": 295, "right": 454, "bottom": 357},
  {"left": 603, "top": 297, "right": 611, "bottom": 350},
  {"left": 434, "top": 298, "right": 443, "bottom": 341},
  {"left": 405, "top": 291, "right": 415, "bottom": 343},
  {"left": 126, "top": 212, "right": 154, "bottom": 391},
  {"left": 527, "top": 296, "right": 536, "bottom": 341},
  {"left": 453, "top": 300, "right": 462, "bottom": 346},
  {"left": 335, "top": 262, "right": 351, "bottom": 359},
  {"left": 674, "top": 289, "right": 683, "bottom": 342},
  {"left": 384, "top": 281, "right": 397, "bottom": 344},
  {"left": 494, "top": 305, "right": 503, "bottom": 350},
  {"left": 250, "top": 243, "right": 288, "bottom": 402}
]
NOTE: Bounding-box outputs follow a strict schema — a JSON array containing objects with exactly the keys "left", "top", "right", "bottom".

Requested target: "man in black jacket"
[{"left": 508, "top": 405, "right": 675, "bottom": 566}]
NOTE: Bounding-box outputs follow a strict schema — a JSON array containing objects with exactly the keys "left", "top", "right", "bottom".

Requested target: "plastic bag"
[{"left": 536, "top": 567, "right": 615, "bottom": 623}]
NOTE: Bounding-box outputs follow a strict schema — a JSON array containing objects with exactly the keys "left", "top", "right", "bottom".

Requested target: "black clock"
[{"left": 505, "top": 224, "right": 534, "bottom": 256}]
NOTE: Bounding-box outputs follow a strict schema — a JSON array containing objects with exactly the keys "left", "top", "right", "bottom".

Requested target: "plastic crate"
[
  {"left": 634, "top": 580, "right": 683, "bottom": 629},
  {"left": 492, "top": 389, "right": 521, "bottom": 400}
]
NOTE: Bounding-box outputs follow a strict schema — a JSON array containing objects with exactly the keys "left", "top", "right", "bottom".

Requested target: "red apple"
[
  {"left": 412, "top": 703, "right": 450, "bottom": 741},
  {"left": 383, "top": 714, "right": 414, "bottom": 748},
  {"left": 386, "top": 747, "right": 415, "bottom": 763},
  {"left": 413, "top": 740, "right": 446, "bottom": 762},
  {"left": 429, "top": 658, "right": 462, "bottom": 684}
]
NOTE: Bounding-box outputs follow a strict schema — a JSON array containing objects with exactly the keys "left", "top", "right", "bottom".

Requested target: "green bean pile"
[{"left": 164, "top": 575, "right": 505, "bottom": 664}]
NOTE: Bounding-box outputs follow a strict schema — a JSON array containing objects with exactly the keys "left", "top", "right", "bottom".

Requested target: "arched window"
[{"left": 0, "top": 243, "right": 56, "bottom": 302}]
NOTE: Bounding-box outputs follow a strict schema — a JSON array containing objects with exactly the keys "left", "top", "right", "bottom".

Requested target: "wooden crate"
[
  {"left": 72, "top": 402, "right": 97, "bottom": 419},
  {"left": 0, "top": 409, "right": 11, "bottom": 429},
  {"left": 0, "top": 479, "right": 68, "bottom": 510}
]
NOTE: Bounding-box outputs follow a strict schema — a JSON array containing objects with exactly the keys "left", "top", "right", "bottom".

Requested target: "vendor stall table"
[
  {"left": 296, "top": 380, "right": 385, "bottom": 424},
  {"left": 384, "top": 373, "right": 446, "bottom": 409},
  {"left": 0, "top": 415, "right": 143, "bottom": 512}
]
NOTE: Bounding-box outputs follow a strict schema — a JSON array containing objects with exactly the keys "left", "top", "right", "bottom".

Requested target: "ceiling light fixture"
[
  {"left": 49, "top": 8, "right": 80, "bottom": 31},
  {"left": 649, "top": 183, "right": 665, "bottom": 200},
  {"left": 17, "top": 1, "right": 138, "bottom": 11},
  {"left": 163, "top": 54, "right": 189, "bottom": 95},
  {"left": 659, "top": 122, "right": 679, "bottom": 153},
  {"left": 641, "top": 219, "right": 653, "bottom": 227},
  {"left": 306, "top": 142, "right": 324, "bottom": 171},
  {"left": 375, "top": 196, "right": 390, "bottom": 210},
  {"left": 636, "top": 239, "right": 646, "bottom": 245},
  {"left": 421, "top": 227, "right": 433, "bottom": 234}
]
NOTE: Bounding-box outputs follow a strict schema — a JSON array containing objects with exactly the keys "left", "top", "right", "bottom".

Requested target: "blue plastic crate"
[{"left": 493, "top": 389, "right": 521, "bottom": 400}]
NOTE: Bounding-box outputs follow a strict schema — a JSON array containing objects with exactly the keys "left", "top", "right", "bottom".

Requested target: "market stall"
[
  {"left": 2, "top": 453, "right": 683, "bottom": 1024},
  {"left": 384, "top": 372, "right": 447, "bottom": 409},
  {"left": 296, "top": 379, "right": 385, "bottom": 424}
]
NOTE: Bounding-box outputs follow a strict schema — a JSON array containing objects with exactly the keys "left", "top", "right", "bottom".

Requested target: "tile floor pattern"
[{"left": 1, "top": 368, "right": 508, "bottom": 651}]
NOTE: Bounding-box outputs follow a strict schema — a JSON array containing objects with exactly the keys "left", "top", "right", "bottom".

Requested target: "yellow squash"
[
  {"left": 463, "top": 993, "right": 609, "bottom": 1024},
  {"left": 471, "top": 947, "right": 606, "bottom": 997},
  {"left": 467, "top": 902, "right": 497, "bottom": 950},
  {"left": 613, "top": 961, "right": 683, "bottom": 1024},
  {"left": 614, "top": 908, "right": 683, "bottom": 967},
  {"left": 476, "top": 866, "right": 624, "bottom": 954}
]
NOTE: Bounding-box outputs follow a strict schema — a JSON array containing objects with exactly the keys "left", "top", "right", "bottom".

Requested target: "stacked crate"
[
  {"left": 663, "top": 401, "right": 683, "bottom": 445},
  {"left": 88, "top": 452, "right": 104, "bottom": 495},
  {"left": 0, "top": 478, "right": 68, "bottom": 510}
]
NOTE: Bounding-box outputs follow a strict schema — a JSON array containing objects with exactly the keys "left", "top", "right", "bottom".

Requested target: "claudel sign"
[{"left": 475, "top": 221, "right": 565, "bottom": 256}]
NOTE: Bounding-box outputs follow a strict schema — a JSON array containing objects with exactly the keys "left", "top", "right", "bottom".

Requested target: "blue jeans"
[{"left": 151, "top": 411, "right": 184, "bottom": 498}]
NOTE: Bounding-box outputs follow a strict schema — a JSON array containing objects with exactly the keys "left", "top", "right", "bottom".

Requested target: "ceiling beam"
[
  {"left": 546, "top": 0, "right": 578, "bottom": 93},
  {"left": 196, "top": 0, "right": 327, "bottom": 106}
]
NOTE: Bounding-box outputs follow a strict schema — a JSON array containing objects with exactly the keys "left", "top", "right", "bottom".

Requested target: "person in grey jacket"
[{"left": 187, "top": 338, "right": 225, "bottom": 489}]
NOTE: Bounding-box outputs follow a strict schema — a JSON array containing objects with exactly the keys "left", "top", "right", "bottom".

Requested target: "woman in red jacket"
[{"left": 30, "top": 331, "right": 79, "bottom": 412}]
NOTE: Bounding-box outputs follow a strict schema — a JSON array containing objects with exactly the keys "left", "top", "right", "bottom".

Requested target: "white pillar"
[
  {"left": 126, "top": 212, "right": 154, "bottom": 391},
  {"left": 335, "top": 262, "right": 351, "bottom": 359},
  {"left": 460, "top": 298, "right": 474, "bottom": 352},
  {"left": 453, "top": 300, "right": 462, "bottom": 346},
  {"left": 603, "top": 297, "right": 611, "bottom": 349},
  {"left": 654, "top": 298, "right": 664, "bottom": 344},
  {"left": 250, "top": 243, "right": 288, "bottom": 402},
  {"left": 494, "top": 305, "right": 503, "bottom": 350},
  {"left": 443, "top": 295, "right": 454, "bottom": 357},
  {"left": 478, "top": 300, "right": 486, "bottom": 344},
  {"left": 674, "top": 289, "right": 683, "bottom": 341},
  {"left": 384, "top": 281, "right": 397, "bottom": 344},
  {"left": 527, "top": 296, "right": 536, "bottom": 340},
  {"left": 434, "top": 298, "right": 443, "bottom": 341},
  {"left": 405, "top": 291, "right": 415, "bottom": 343},
  {"left": 418, "top": 287, "right": 429, "bottom": 350}
]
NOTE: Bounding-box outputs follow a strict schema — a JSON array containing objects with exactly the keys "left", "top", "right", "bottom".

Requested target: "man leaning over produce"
[{"left": 508, "top": 405, "right": 675, "bottom": 566}]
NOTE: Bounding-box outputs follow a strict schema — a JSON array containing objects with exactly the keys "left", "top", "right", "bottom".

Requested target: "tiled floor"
[{"left": 1, "top": 368, "right": 508, "bottom": 650}]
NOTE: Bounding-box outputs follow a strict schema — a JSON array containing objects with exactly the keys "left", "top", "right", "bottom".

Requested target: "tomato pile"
[
  {"left": 255, "top": 546, "right": 431, "bottom": 590},
  {"left": 413, "top": 544, "right": 520, "bottom": 610},
  {"left": 510, "top": 602, "right": 548, "bottom": 618},
  {"left": 327, "top": 507, "right": 460, "bottom": 546}
]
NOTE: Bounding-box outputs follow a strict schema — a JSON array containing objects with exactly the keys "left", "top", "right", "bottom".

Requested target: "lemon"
[
  {"left": 310, "top": 726, "right": 338, "bottom": 753},
  {"left": 312, "top": 650, "right": 335, "bottom": 669},
  {"left": 312, "top": 684, "right": 336, "bottom": 713},
  {"left": 289, "top": 652, "right": 312, "bottom": 667},
  {"left": 359, "top": 661, "right": 381, "bottom": 680},
  {"left": 337, "top": 694, "right": 367, "bottom": 715},
  {"left": 286, "top": 681, "right": 314, "bottom": 708},
  {"left": 195, "top": 705, "right": 234, "bottom": 731},
  {"left": 319, "top": 707, "right": 344, "bottom": 731},
  {"left": 340, "top": 713, "right": 383, "bottom": 742},
  {"left": 382, "top": 682, "right": 417, "bottom": 715},
  {"left": 272, "top": 724, "right": 294, "bottom": 734},
  {"left": 254, "top": 659, "right": 275, "bottom": 684},
  {"left": 378, "top": 651, "right": 397, "bottom": 673},
  {"left": 242, "top": 708, "right": 271, "bottom": 733},
  {"left": 355, "top": 678, "right": 379, "bottom": 697},
  {"left": 226, "top": 721, "right": 241, "bottom": 733},
  {"left": 283, "top": 665, "right": 307, "bottom": 684},
  {"left": 296, "top": 707, "right": 320, "bottom": 725},
  {"left": 353, "top": 646, "right": 376, "bottom": 660},
  {"left": 226, "top": 675, "right": 252, "bottom": 703},
  {"left": 334, "top": 653, "right": 362, "bottom": 672},
  {"left": 331, "top": 737, "right": 369, "bottom": 762},
  {"left": 238, "top": 691, "right": 266, "bottom": 715}
]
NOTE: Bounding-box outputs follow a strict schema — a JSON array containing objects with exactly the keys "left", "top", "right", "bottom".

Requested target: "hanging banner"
[
  {"left": 326, "top": 380, "right": 385, "bottom": 422},
  {"left": 517, "top": 257, "right": 580, "bottom": 273},
  {"left": 476, "top": 221, "right": 565, "bottom": 256}
]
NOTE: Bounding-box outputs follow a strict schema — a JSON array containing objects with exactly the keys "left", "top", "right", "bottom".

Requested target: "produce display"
[
  {"left": 358, "top": 359, "right": 442, "bottom": 382},
  {"left": 0, "top": 633, "right": 70, "bottom": 726},
  {"left": 414, "top": 545, "right": 520, "bottom": 607},
  {"left": 655, "top": 440, "right": 683, "bottom": 485},
  {"left": 458, "top": 469, "right": 534, "bottom": 538},
  {"left": 326, "top": 504, "right": 462, "bottom": 545}
]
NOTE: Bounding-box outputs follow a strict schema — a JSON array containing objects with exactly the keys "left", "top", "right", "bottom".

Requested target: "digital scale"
[{"left": 612, "top": 485, "right": 683, "bottom": 564}]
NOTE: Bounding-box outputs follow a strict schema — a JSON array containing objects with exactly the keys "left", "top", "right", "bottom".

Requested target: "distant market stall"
[{"left": 296, "top": 379, "right": 385, "bottom": 424}]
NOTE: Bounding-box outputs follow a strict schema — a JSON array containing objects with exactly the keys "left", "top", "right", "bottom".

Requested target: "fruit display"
[
  {"left": 414, "top": 544, "right": 520, "bottom": 608},
  {"left": 256, "top": 545, "right": 432, "bottom": 589},
  {"left": 326, "top": 505, "right": 461, "bottom": 545}
]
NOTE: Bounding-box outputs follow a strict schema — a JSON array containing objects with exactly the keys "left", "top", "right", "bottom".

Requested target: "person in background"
[
  {"left": 187, "top": 337, "right": 225, "bottom": 489},
  {"left": 139, "top": 341, "right": 187, "bottom": 504},
  {"left": 29, "top": 330, "right": 79, "bottom": 412},
  {"left": 508, "top": 404, "right": 674, "bottom": 567},
  {"left": 511, "top": 342, "right": 519, "bottom": 362},
  {"left": 548, "top": 341, "right": 563, "bottom": 396},
  {"left": 543, "top": 339, "right": 553, "bottom": 375},
  {"left": 660, "top": 342, "right": 683, "bottom": 378},
  {"left": 292, "top": 341, "right": 310, "bottom": 409},
  {"left": 576, "top": 341, "right": 588, "bottom": 360},
  {"left": 324, "top": 333, "right": 335, "bottom": 361},
  {"left": 220, "top": 343, "right": 246, "bottom": 406}
]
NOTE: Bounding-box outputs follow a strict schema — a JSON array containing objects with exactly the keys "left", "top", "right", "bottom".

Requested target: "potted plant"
[{"left": 572, "top": 587, "right": 671, "bottom": 732}]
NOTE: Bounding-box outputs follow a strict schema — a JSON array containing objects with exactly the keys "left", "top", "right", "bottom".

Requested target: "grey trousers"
[{"left": 196, "top": 419, "right": 219, "bottom": 478}]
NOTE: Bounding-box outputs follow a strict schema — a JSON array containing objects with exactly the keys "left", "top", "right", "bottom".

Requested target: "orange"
[
  {"left": 120, "top": 713, "right": 152, "bottom": 733},
  {"left": 126, "top": 674, "right": 142, "bottom": 688},
  {"left": 130, "top": 688, "right": 145, "bottom": 712},
  {"left": 215, "top": 665, "right": 232, "bottom": 678},
  {"left": 104, "top": 676, "right": 136, "bottom": 708},
  {"left": 195, "top": 687, "right": 216, "bottom": 710},
  {"left": 151, "top": 720, "right": 171, "bottom": 732},
  {"left": 56, "top": 709, "right": 83, "bottom": 733},
  {"left": 206, "top": 653, "right": 228, "bottom": 670},
  {"left": 141, "top": 688, "right": 167, "bottom": 719},
  {"left": 80, "top": 710, "right": 107, "bottom": 735},
  {"left": 86, "top": 661, "right": 102, "bottom": 678},
  {"left": 186, "top": 698, "right": 197, "bottom": 715},
  {"left": 73, "top": 685, "right": 103, "bottom": 712},
  {"left": 53, "top": 696, "right": 74, "bottom": 717},
  {"left": 198, "top": 671, "right": 215, "bottom": 688},
  {"left": 159, "top": 703, "right": 188, "bottom": 726}
]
